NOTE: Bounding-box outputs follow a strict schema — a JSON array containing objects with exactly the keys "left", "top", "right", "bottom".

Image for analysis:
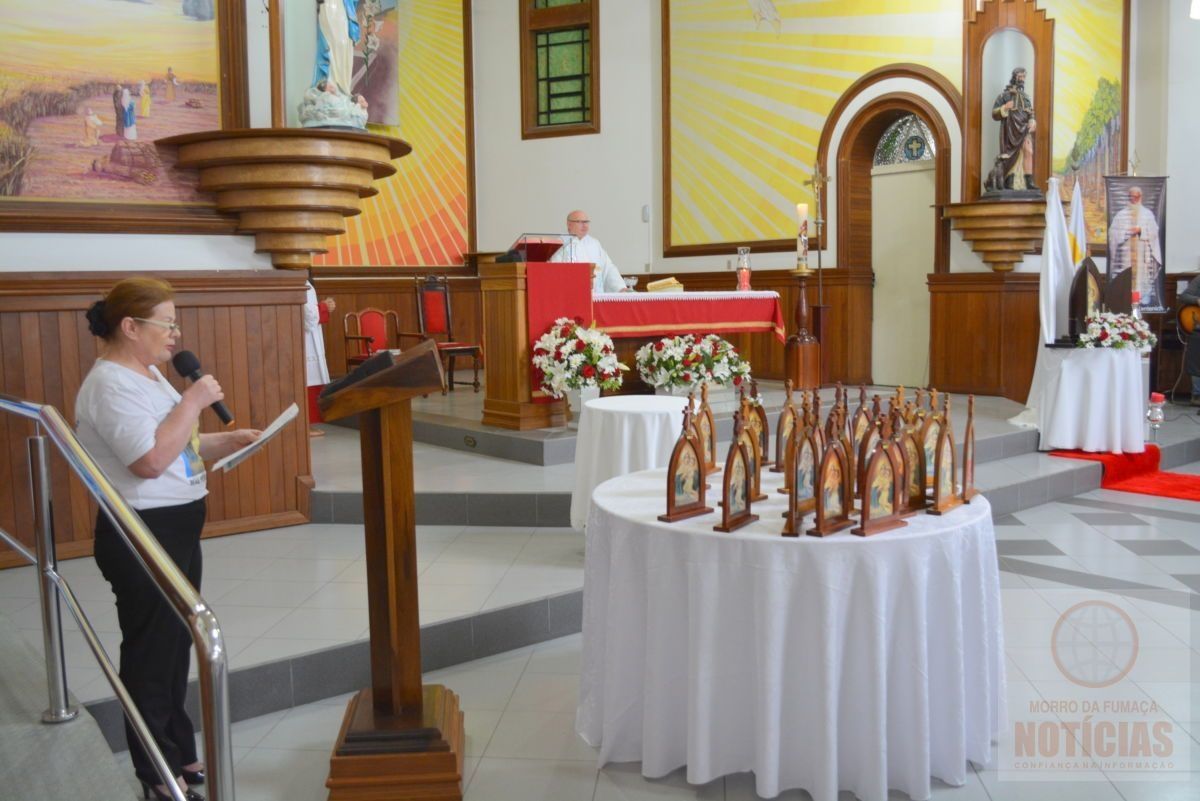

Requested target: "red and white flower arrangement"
[
  {"left": 531, "top": 317, "right": 627, "bottom": 398},
  {"left": 1077, "top": 312, "right": 1157, "bottom": 351},
  {"left": 634, "top": 333, "right": 751, "bottom": 390}
]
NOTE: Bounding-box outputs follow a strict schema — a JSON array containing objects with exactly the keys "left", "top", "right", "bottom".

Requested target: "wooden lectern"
[
  {"left": 479, "top": 261, "right": 569, "bottom": 430},
  {"left": 318, "top": 340, "right": 465, "bottom": 801}
]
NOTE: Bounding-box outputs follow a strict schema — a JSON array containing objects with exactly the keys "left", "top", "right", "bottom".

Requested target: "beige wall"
[{"left": 871, "top": 161, "right": 936, "bottom": 386}]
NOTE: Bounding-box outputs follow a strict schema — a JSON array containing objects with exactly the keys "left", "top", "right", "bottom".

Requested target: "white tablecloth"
[
  {"left": 577, "top": 467, "right": 1006, "bottom": 801},
  {"left": 1035, "top": 347, "right": 1145, "bottom": 453},
  {"left": 569, "top": 395, "right": 689, "bottom": 529}
]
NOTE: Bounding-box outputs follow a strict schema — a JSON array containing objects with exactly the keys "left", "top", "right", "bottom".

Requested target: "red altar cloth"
[{"left": 592, "top": 291, "right": 786, "bottom": 342}]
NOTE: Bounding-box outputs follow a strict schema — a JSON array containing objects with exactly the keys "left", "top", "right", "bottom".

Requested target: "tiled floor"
[
  {"left": 118, "top": 600, "right": 1198, "bottom": 801},
  {"left": 7, "top": 393, "right": 1200, "bottom": 798},
  {"left": 0, "top": 522, "right": 584, "bottom": 702}
]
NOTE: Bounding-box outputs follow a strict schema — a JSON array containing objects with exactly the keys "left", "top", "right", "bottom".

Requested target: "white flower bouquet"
[
  {"left": 634, "top": 333, "right": 751, "bottom": 390},
  {"left": 531, "top": 317, "right": 627, "bottom": 398},
  {"left": 1077, "top": 313, "right": 1157, "bottom": 351}
]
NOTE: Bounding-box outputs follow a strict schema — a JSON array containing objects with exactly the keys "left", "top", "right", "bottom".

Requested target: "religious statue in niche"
[
  {"left": 299, "top": 0, "right": 370, "bottom": 129},
  {"left": 984, "top": 67, "right": 1038, "bottom": 196}
]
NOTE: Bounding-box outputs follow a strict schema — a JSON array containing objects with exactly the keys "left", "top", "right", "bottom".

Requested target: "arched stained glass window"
[{"left": 874, "top": 115, "right": 936, "bottom": 166}]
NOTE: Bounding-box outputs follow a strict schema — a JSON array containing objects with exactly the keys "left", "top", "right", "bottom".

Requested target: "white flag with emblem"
[
  {"left": 1039, "top": 177, "right": 1074, "bottom": 344},
  {"left": 1067, "top": 179, "right": 1088, "bottom": 268}
]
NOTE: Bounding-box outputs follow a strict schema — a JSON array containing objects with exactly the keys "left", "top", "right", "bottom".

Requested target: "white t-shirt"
[{"left": 75, "top": 359, "right": 207, "bottom": 510}]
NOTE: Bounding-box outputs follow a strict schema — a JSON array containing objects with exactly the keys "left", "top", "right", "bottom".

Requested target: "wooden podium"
[
  {"left": 318, "top": 340, "right": 465, "bottom": 801},
  {"left": 479, "top": 261, "right": 568, "bottom": 430}
]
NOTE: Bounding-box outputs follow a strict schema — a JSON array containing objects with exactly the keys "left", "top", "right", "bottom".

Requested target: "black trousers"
[{"left": 94, "top": 498, "right": 205, "bottom": 785}]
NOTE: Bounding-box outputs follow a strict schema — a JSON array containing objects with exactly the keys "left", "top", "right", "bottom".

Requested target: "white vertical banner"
[{"left": 1040, "top": 177, "right": 1075, "bottom": 344}]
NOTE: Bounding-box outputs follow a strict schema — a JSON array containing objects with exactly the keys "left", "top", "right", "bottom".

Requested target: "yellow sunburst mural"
[
  {"left": 667, "top": 0, "right": 1126, "bottom": 250},
  {"left": 667, "top": 0, "right": 963, "bottom": 250},
  {"left": 1041, "top": 0, "right": 1125, "bottom": 244},
  {"left": 317, "top": 0, "right": 469, "bottom": 266}
]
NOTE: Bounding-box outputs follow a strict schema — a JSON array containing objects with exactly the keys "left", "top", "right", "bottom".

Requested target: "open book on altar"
[{"left": 212, "top": 403, "right": 299, "bottom": 472}]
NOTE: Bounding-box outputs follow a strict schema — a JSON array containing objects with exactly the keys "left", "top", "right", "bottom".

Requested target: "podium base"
[{"left": 327, "top": 685, "right": 465, "bottom": 800}]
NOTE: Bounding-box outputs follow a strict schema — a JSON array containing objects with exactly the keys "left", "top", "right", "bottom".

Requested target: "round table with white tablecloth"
[
  {"left": 576, "top": 465, "right": 1006, "bottom": 801},
  {"left": 569, "top": 395, "right": 688, "bottom": 529},
  {"left": 1035, "top": 347, "right": 1146, "bottom": 454}
]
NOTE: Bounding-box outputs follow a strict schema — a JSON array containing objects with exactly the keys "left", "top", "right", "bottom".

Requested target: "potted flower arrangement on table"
[
  {"left": 531, "top": 317, "right": 627, "bottom": 416},
  {"left": 634, "top": 333, "right": 751, "bottom": 400},
  {"left": 1077, "top": 313, "right": 1157, "bottom": 351}
]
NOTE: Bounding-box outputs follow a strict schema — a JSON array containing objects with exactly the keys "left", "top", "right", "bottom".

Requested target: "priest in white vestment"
[
  {"left": 549, "top": 210, "right": 629, "bottom": 293},
  {"left": 1109, "top": 185, "right": 1163, "bottom": 308}
]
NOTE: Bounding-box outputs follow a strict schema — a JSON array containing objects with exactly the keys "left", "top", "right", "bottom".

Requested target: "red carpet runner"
[{"left": 1051, "top": 444, "right": 1200, "bottom": 502}]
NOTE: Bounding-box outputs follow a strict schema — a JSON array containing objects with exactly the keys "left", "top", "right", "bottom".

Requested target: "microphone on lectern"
[{"left": 171, "top": 350, "right": 234, "bottom": 425}]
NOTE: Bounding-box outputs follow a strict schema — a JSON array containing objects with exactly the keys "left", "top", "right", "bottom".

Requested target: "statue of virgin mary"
[{"left": 314, "top": 0, "right": 360, "bottom": 97}]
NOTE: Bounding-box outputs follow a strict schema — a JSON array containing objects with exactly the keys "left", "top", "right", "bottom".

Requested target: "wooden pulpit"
[{"left": 318, "top": 340, "right": 464, "bottom": 801}]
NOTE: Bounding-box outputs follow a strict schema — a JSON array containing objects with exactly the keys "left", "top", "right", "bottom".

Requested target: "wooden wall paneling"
[
  {"left": 928, "top": 272, "right": 1038, "bottom": 401},
  {"left": 0, "top": 271, "right": 312, "bottom": 569}
]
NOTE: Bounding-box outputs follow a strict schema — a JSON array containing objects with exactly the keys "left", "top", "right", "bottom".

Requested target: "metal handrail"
[{"left": 0, "top": 393, "right": 234, "bottom": 801}]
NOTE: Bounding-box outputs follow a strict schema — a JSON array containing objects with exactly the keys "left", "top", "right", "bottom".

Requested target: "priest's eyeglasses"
[{"left": 134, "top": 317, "right": 182, "bottom": 334}]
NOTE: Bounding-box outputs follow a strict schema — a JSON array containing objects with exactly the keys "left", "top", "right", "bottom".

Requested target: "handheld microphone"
[{"left": 171, "top": 350, "right": 234, "bottom": 425}]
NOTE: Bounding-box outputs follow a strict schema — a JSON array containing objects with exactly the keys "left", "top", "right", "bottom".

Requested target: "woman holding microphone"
[{"left": 76, "top": 277, "right": 260, "bottom": 801}]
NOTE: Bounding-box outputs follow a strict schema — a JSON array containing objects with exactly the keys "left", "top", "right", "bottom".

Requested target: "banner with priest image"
[{"left": 1105, "top": 176, "right": 1167, "bottom": 314}]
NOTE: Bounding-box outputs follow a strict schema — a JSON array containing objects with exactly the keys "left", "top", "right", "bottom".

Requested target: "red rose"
[
  {"left": 654, "top": 341, "right": 664, "bottom": 351},
  {"left": 682, "top": 372, "right": 691, "bottom": 382},
  {"left": 559, "top": 326, "right": 573, "bottom": 338},
  {"left": 1099, "top": 330, "right": 1109, "bottom": 341},
  {"left": 582, "top": 365, "right": 596, "bottom": 378},
  {"left": 534, "top": 347, "right": 547, "bottom": 357},
  {"left": 733, "top": 375, "right": 743, "bottom": 386},
  {"left": 1120, "top": 332, "right": 1130, "bottom": 340},
  {"left": 575, "top": 340, "right": 586, "bottom": 351}
]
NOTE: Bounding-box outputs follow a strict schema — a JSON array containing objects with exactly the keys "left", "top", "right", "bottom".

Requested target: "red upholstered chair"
[
  {"left": 399, "top": 275, "right": 482, "bottom": 393},
  {"left": 342, "top": 308, "right": 399, "bottom": 374}
]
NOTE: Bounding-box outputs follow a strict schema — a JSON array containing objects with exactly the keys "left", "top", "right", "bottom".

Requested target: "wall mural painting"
[
  {"left": 664, "top": 0, "right": 1128, "bottom": 253},
  {"left": 1041, "top": 0, "right": 1126, "bottom": 247},
  {"left": 0, "top": 0, "right": 229, "bottom": 208},
  {"left": 316, "top": 0, "right": 470, "bottom": 267},
  {"left": 664, "top": 0, "right": 962, "bottom": 252}
]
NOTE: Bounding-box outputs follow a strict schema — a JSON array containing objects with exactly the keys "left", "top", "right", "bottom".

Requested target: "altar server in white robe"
[
  {"left": 549, "top": 210, "right": 629, "bottom": 293},
  {"left": 303, "top": 280, "right": 334, "bottom": 436}
]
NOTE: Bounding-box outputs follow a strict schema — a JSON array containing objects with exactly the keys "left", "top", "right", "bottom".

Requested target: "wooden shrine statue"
[
  {"left": 659, "top": 402, "right": 713, "bottom": 522},
  {"left": 810, "top": 389, "right": 826, "bottom": 452},
  {"left": 779, "top": 391, "right": 812, "bottom": 496},
  {"left": 782, "top": 419, "right": 821, "bottom": 537},
  {"left": 1068, "top": 257, "right": 1104, "bottom": 338},
  {"left": 913, "top": 389, "right": 928, "bottom": 426},
  {"left": 850, "top": 385, "right": 870, "bottom": 456},
  {"left": 962, "top": 394, "right": 980, "bottom": 503},
  {"left": 853, "top": 414, "right": 908, "bottom": 536},
  {"left": 695, "top": 383, "right": 719, "bottom": 475},
  {"left": 738, "top": 387, "right": 768, "bottom": 502},
  {"left": 824, "top": 383, "right": 843, "bottom": 444},
  {"left": 855, "top": 399, "right": 883, "bottom": 501},
  {"left": 715, "top": 411, "right": 759, "bottom": 532},
  {"left": 772, "top": 379, "right": 798, "bottom": 472},
  {"left": 918, "top": 400, "right": 944, "bottom": 490},
  {"left": 808, "top": 433, "right": 855, "bottom": 537},
  {"left": 899, "top": 423, "right": 927, "bottom": 515},
  {"left": 748, "top": 379, "right": 771, "bottom": 470},
  {"left": 928, "top": 395, "right": 963, "bottom": 515}
]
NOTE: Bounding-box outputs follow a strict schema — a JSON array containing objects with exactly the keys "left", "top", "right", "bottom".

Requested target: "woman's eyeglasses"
[{"left": 133, "top": 317, "right": 182, "bottom": 334}]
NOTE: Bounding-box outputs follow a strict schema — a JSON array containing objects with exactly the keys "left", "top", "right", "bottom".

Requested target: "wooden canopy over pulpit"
[{"left": 318, "top": 340, "right": 465, "bottom": 801}]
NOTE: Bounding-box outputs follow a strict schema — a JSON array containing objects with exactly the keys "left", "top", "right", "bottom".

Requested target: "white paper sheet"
[{"left": 212, "top": 403, "right": 299, "bottom": 472}]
